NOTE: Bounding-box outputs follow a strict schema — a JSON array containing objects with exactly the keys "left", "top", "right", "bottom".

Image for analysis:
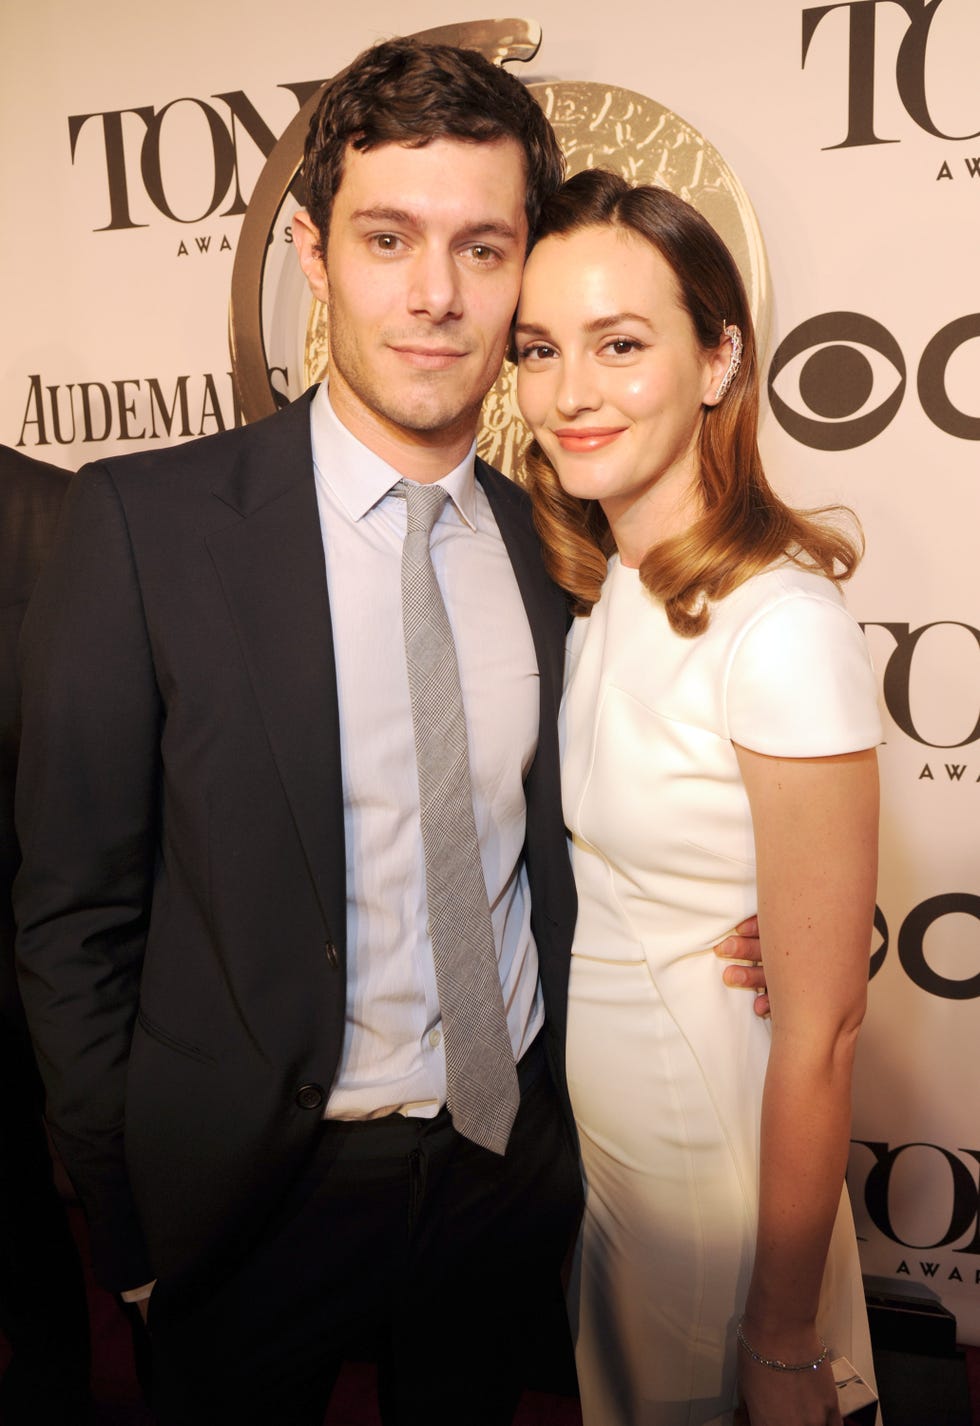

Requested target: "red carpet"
[
  {"left": 4, "top": 1201, "right": 977, "bottom": 1423},
  {"left": 70, "top": 1204, "right": 582, "bottom": 1425}
]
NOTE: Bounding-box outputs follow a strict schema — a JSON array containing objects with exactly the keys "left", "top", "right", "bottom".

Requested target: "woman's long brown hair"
[{"left": 521, "top": 169, "right": 860, "bottom": 634}]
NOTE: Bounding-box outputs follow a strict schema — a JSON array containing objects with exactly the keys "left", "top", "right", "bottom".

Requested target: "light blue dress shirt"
[{"left": 310, "top": 383, "right": 544, "bottom": 1120}]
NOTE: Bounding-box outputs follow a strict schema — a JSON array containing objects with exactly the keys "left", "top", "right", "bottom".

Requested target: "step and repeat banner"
[{"left": 3, "top": 0, "right": 979, "bottom": 1340}]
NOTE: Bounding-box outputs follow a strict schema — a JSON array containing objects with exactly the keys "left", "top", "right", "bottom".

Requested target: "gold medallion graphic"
[{"left": 230, "top": 18, "right": 770, "bottom": 480}]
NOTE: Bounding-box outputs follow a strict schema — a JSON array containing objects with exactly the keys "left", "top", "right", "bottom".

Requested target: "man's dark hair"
[{"left": 302, "top": 37, "right": 565, "bottom": 251}]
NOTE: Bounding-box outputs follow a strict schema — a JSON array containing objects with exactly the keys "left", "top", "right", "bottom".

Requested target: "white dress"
[{"left": 562, "top": 558, "right": 882, "bottom": 1426}]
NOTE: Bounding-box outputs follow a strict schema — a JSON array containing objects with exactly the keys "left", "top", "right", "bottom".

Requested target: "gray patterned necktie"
[{"left": 400, "top": 479, "right": 519, "bottom": 1155}]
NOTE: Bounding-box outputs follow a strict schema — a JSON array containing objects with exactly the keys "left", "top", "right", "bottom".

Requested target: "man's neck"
[{"left": 326, "top": 378, "right": 478, "bottom": 485}]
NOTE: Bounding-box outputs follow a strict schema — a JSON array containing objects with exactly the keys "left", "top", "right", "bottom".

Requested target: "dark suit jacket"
[
  {"left": 0, "top": 447, "right": 93, "bottom": 1424},
  {"left": 1, "top": 446, "right": 71, "bottom": 1051},
  {"left": 14, "top": 390, "right": 576, "bottom": 1296}
]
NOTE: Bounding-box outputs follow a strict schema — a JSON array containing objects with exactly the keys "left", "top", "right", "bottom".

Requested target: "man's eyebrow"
[
  {"left": 350, "top": 206, "right": 420, "bottom": 227},
  {"left": 455, "top": 221, "right": 522, "bottom": 243},
  {"left": 349, "top": 208, "right": 522, "bottom": 243}
]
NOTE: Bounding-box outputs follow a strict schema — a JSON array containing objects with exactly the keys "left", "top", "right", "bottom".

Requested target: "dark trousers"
[
  {"left": 147, "top": 1041, "right": 583, "bottom": 1426},
  {"left": 0, "top": 1025, "right": 92, "bottom": 1426}
]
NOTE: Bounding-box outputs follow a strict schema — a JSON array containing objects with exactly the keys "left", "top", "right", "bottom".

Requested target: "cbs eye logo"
[{"left": 768, "top": 312, "right": 980, "bottom": 448}]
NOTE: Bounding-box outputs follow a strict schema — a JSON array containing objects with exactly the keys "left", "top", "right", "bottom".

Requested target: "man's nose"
[{"left": 407, "top": 246, "right": 463, "bottom": 322}]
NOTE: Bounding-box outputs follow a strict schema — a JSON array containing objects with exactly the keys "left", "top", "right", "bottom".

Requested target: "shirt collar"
[{"left": 310, "top": 381, "right": 479, "bottom": 530}]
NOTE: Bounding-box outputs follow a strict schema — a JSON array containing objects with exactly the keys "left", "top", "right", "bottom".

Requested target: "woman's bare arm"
[{"left": 735, "top": 744, "right": 879, "bottom": 1426}]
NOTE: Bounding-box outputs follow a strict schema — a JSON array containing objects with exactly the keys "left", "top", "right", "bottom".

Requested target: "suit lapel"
[
  {"left": 205, "top": 393, "right": 347, "bottom": 953},
  {"left": 477, "top": 460, "right": 575, "bottom": 1064},
  {"left": 477, "top": 459, "right": 565, "bottom": 710}
]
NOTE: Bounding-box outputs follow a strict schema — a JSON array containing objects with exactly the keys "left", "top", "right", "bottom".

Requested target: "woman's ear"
[{"left": 704, "top": 323, "right": 742, "bottom": 407}]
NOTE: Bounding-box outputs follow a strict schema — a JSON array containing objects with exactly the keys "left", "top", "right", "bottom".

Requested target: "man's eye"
[
  {"left": 372, "top": 234, "right": 400, "bottom": 251},
  {"left": 468, "top": 245, "right": 498, "bottom": 263}
]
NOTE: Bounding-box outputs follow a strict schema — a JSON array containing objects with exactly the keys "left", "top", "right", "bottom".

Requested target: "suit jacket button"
[
  {"left": 324, "top": 940, "right": 339, "bottom": 970},
  {"left": 296, "top": 1083, "right": 325, "bottom": 1111}
]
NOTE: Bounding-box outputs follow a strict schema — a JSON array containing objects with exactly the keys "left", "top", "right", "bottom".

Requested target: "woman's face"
[{"left": 515, "top": 224, "right": 727, "bottom": 537}]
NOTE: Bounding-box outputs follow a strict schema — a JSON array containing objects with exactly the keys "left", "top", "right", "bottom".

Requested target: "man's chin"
[
  {"left": 329, "top": 363, "right": 490, "bottom": 448},
  {"left": 376, "top": 393, "right": 486, "bottom": 442}
]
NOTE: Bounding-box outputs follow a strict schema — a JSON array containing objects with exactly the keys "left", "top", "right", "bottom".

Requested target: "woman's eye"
[
  {"left": 519, "top": 343, "right": 556, "bottom": 361},
  {"left": 607, "top": 339, "right": 640, "bottom": 356}
]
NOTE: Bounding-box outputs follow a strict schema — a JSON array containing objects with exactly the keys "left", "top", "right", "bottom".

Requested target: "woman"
[{"left": 514, "top": 169, "right": 881, "bottom": 1426}]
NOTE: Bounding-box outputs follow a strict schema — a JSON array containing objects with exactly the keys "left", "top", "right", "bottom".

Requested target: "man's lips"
[
  {"left": 390, "top": 344, "right": 469, "bottom": 370},
  {"left": 551, "top": 427, "right": 626, "bottom": 452}
]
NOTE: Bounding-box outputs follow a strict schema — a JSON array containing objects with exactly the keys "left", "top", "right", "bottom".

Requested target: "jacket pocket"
[{"left": 137, "top": 1008, "right": 216, "bottom": 1065}]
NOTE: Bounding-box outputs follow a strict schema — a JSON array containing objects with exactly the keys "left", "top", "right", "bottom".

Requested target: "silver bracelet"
[{"left": 736, "top": 1317, "right": 829, "bottom": 1373}]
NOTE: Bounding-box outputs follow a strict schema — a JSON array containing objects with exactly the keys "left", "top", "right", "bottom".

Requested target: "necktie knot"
[{"left": 401, "top": 480, "right": 449, "bottom": 538}]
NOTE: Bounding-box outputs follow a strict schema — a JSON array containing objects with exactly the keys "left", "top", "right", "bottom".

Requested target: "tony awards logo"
[{"left": 228, "top": 18, "right": 770, "bottom": 480}]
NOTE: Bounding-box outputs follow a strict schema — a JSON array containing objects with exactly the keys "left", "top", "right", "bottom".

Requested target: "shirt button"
[
  {"left": 428, "top": 1029, "right": 442, "bottom": 1049},
  {"left": 324, "top": 940, "right": 339, "bottom": 970},
  {"left": 295, "top": 1083, "right": 325, "bottom": 1111}
]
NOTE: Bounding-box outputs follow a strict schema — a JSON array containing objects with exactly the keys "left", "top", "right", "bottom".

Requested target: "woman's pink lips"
[{"left": 552, "top": 428, "right": 626, "bottom": 452}]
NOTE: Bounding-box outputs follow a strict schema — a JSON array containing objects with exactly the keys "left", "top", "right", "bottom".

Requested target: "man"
[
  {"left": 0, "top": 446, "right": 92, "bottom": 1425},
  {"left": 15, "top": 38, "right": 764, "bottom": 1426}
]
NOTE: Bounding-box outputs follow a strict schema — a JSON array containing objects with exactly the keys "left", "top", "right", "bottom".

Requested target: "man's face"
[{"left": 302, "top": 137, "right": 528, "bottom": 466}]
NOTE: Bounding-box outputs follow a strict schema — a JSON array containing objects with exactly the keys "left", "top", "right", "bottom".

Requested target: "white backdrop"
[{"left": 3, "top": 0, "right": 979, "bottom": 1342}]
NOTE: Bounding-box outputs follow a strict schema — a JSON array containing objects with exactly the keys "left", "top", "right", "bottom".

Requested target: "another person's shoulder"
[
  {"left": 0, "top": 445, "right": 72, "bottom": 504},
  {"left": 0, "top": 448, "right": 73, "bottom": 594}
]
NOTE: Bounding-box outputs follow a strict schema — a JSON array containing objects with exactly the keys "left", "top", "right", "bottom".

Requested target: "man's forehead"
[{"left": 333, "top": 135, "right": 529, "bottom": 219}]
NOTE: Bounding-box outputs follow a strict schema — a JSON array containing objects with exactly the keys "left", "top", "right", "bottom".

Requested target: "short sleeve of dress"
[{"left": 725, "top": 587, "right": 882, "bottom": 757}]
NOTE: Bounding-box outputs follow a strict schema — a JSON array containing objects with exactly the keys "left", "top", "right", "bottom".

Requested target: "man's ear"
[{"left": 293, "top": 209, "right": 329, "bottom": 303}]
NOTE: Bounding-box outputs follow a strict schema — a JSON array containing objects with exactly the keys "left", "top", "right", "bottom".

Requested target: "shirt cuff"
[{"left": 121, "top": 1280, "right": 156, "bottom": 1303}]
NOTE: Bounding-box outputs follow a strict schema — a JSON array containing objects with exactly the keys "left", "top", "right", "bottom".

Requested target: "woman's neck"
[{"left": 605, "top": 467, "right": 700, "bottom": 569}]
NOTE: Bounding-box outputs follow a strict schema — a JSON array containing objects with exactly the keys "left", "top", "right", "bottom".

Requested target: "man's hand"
[
  {"left": 714, "top": 915, "right": 770, "bottom": 1018},
  {"left": 120, "top": 1280, "right": 155, "bottom": 1326}
]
